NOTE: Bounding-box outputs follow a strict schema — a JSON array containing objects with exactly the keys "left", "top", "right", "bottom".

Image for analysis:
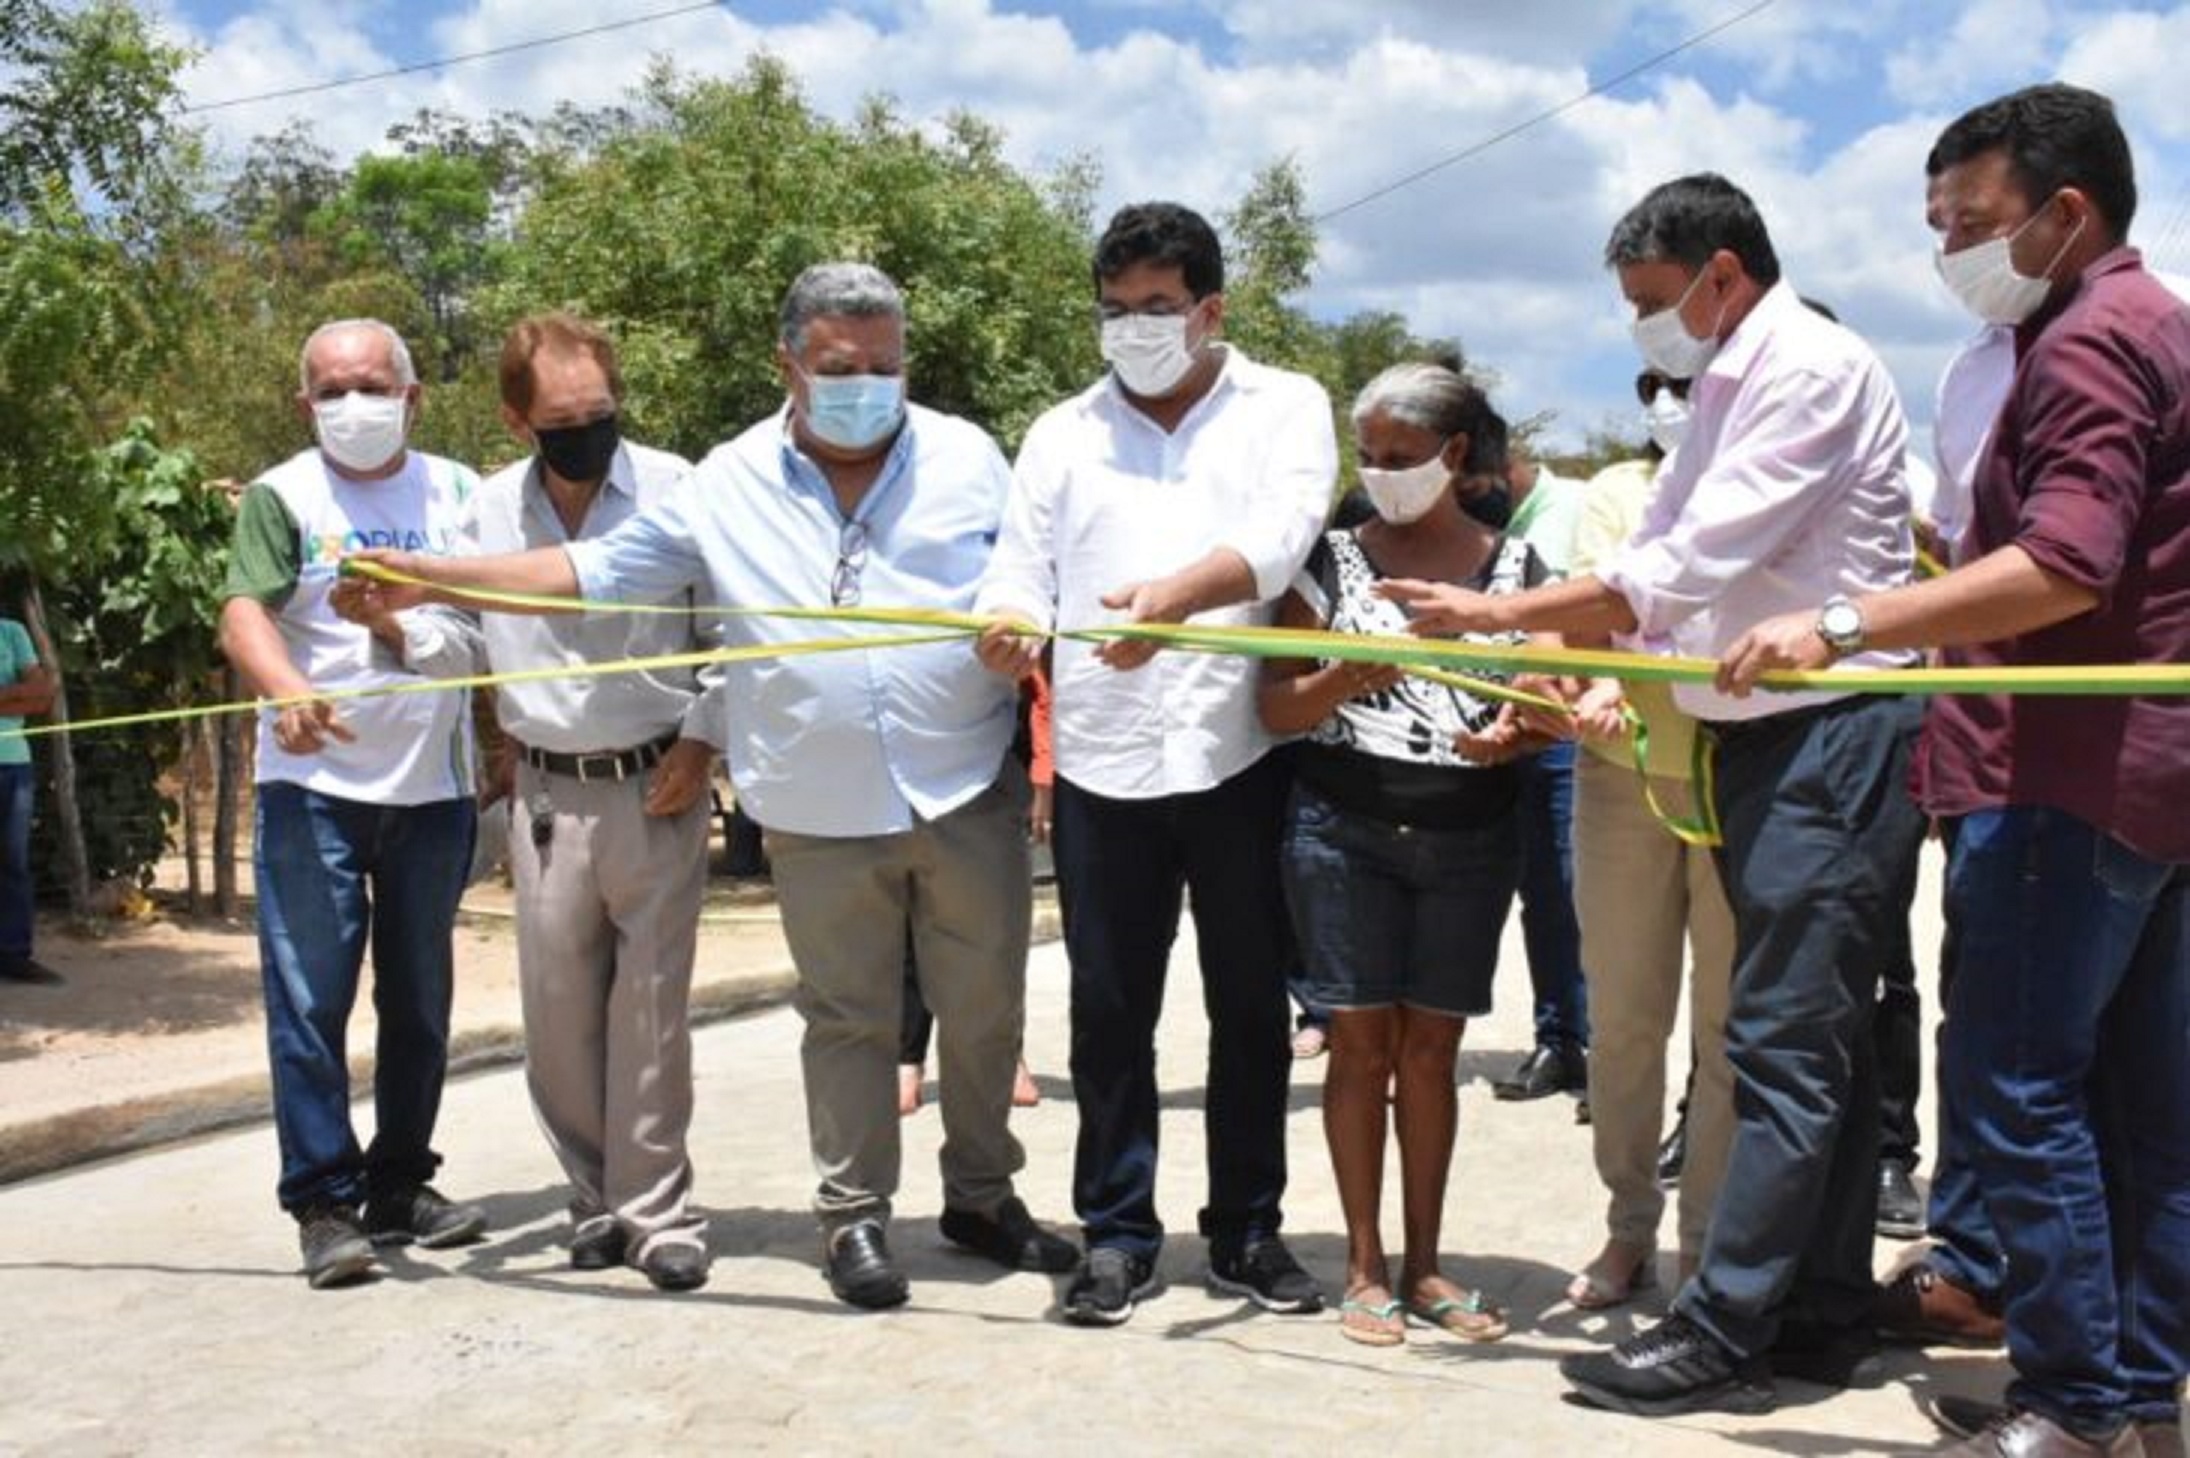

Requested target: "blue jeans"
[
  {"left": 255, "top": 784, "right": 476, "bottom": 1213},
  {"left": 1517, "top": 741, "right": 1589, "bottom": 1049},
  {"left": 1052, "top": 752, "right": 1294, "bottom": 1260},
  {"left": 1924, "top": 815, "right": 2009, "bottom": 1299},
  {"left": 1676, "top": 696, "right": 1926, "bottom": 1358},
  {"left": 0, "top": 763, "right": 33, "bottom": 966},
  {"left": 1943, "top": 806, "right": 2190, "bottom": 1432}
]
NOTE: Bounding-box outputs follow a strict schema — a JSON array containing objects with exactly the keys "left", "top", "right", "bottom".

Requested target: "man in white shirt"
[
  {"left": 976, "top": 202, "right": 1337, "bottom": 1326},
  {"left": 1382, "top": 174, "right": 1927, "bottom": 1416},
  {"left": 340, "top": 314, "right": 723, "bottom": 1292},
  {"left": 218, "top": 319, "right": 489, "bottom": 1288}
]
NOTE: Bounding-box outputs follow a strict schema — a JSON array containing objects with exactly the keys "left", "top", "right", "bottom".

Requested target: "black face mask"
[
  {"left": 1462, "top": 484, "right": 1514, "bottom": 530},
  {"left": 534, "top": 414, "right": 621, "bottom": 485}
]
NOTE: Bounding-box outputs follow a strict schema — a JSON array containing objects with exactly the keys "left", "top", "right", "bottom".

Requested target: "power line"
[
  {"left": 180, "top": 0, "right": 725, "bottom": 115},
  {"left": 1312, "top": 0, "right": 1784, "bottom": 224}
]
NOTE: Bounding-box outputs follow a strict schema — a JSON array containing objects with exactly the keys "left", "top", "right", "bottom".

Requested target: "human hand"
[
  {"left": 1716, "top": 610, "right": 1834, "bottom": 696},
  {"left": 1569, "top": 679, "right": 1631, "bottom": 741},
  {"left": 1094, "top": 576, "right": 1195, "bottom": 671},
  {"left": 339, "top": 550, "right": 436, "bottom": 610},
  {"left": 1453, "top": 704, "right": 1525, "bottom": 765},
  {"left": 644, "top": 738, "right": 715, "bottom": 817},
  {"left": 1327, "top": 659, "right": 1405, "bottom": 701},
  {"left": 1375, "top": 579, "right": 1501, "bottom": 636},
  {"left": 1027, "top": 782, "right": 1054, "bottom": 844},
  {"left": 1510, "top": 672, "right": 1580, "bottom": 741},
  {"left": 976, "top": 618, "right": 1043, "bottom": 681},
  {"left": 270, "top": 696, "right": 355, "bottom": 755}
]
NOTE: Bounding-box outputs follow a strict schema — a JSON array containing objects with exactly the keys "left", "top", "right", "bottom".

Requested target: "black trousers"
[
  {"left": 1675, "top": 695, "right": 1926, "bottom": 1357},
  {"left": 1051, "top": 751, "right": 1295, "bottom": 1260}
]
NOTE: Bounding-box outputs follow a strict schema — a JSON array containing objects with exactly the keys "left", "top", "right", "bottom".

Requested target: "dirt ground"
[{"left": 0, "top": 867, "right": 809, "bottom": 1182}]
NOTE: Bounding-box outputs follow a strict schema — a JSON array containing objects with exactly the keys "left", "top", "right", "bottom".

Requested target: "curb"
[{"left": 0, "top": 905, "right": 1062, "bottom": 1187}]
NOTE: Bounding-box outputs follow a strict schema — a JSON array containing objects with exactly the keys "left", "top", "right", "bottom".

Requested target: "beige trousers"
[
  {"left": 511, "top": 761, "right": 709, "bottom": 1261},
  {"left": 764, "top": 769, "right": 1031, "bottom": 1232},
  {"left": 1572, "top": 750, "right": 1737, "bottom": 1262}
]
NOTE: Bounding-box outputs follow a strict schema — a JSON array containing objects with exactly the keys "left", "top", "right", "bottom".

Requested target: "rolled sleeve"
[
  {"left": 1604, "top": 367, "right": 1861, "bottom": 636},
  {"left": 564, "top": 475, "right": 707, "bottom": 606},
  {"left": 2009, "top": 328, "right": 2151, "bottom": 604},
  {"left": 1218, "top": 377, "right": 1337, "bottom": 601}
]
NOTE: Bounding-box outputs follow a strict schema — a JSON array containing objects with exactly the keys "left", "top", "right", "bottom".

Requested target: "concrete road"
[{"left": 1, "top": 856, "right": 2014, "bottom": 1455}]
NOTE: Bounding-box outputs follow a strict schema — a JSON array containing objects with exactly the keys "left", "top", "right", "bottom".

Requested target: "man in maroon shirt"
[{"left": 1721, "top": 83, "right": 2189, "bottom": 1458}]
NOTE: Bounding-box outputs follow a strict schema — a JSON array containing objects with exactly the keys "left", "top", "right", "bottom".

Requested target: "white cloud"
[{"left": 156, "top": 0, "right": 2190, "bottom": 450}]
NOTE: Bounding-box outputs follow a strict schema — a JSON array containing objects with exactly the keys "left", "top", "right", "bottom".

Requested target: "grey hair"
[
  {"left": 1352, "top": 361, "right": 1507, "bottom": 476},
  {"left": 779, "top": 262, "right": 905, "bottom": 352},
  {"left": 298, "top": 319, "right": 417, "bottom": 392},
  {"left": 1352, "top": 362, "right": 1473, "bottom": 437}
]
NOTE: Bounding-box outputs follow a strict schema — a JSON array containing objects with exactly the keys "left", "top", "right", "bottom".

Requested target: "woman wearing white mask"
[{"left": 1258, "top": 362, "right": 1554, "bottom": 1348}]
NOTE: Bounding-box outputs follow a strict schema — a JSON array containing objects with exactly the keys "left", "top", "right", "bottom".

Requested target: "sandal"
[
  {"left": 1405, "top": 1288, "right": 1508, "bottom": 1343},
  {"left": 1566, "top": 1244, "right": 1658, "bottom": 1310},
  {"left": 1291, "top": 1024, "right": 1328, "bottom": 1059},
  {"left": 1338, "top": 1290, "right": 1406, "bottom": 1347}
]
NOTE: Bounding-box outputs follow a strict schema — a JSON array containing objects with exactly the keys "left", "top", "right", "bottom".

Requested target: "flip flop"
[
  {"left": 1406, "top": 1289, "right": 1509, "bottom": 1343},
  {"left": 1337, "top": 1294, "right": 1406, "bottom": 1347}
]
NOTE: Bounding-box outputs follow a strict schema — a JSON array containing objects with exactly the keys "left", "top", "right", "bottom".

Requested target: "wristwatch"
[{"left": 1816, "top": 595, "right": 1866, "bottom": 657}]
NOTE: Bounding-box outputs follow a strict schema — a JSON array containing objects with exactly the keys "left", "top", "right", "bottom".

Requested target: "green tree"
[{"left": 490, "top": 58, "right": 1099, "bottom": 458}]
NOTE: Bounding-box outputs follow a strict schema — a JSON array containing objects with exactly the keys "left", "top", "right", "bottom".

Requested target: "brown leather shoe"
[
  {"left": 1940, "top": 1409, "right": 2141, "bottom": 1457},
  {"left": 1874, "top": 1263, "right": 2005, "bottom": 1347}
]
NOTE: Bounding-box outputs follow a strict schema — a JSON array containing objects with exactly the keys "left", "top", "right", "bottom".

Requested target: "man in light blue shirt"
[{"left": 360, "top": 263, "right": 1077, "bottom": 1310}]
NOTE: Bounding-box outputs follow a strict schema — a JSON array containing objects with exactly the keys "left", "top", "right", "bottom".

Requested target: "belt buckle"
[{"left": 573, "top": 751, "right": 619, "bottom": 783}]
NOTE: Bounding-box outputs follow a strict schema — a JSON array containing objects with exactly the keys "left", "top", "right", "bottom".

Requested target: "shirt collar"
[
  {"left": 2016, "top": 244, "right": 2143, "bottom": 349},
  {"left": 522, "top": 442, "right": 636, "bottom": 517},
  {"left": 774, "top": 401, "right": 917, "bottom": 521},
  {"left": 1704, "top": 280, "right": 1801, "bottom": 384}
]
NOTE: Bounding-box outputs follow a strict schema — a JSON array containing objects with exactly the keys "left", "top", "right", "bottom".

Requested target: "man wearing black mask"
[{"left": 337, "top": 312, "right": 724, "bottom": 1292}]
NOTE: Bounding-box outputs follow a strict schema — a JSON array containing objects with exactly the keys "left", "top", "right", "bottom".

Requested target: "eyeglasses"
[
  {"left": 1095, "top": 298, "right": 1198, "bottom": 322},
  {"left": 831, "top": 519, "right": 869, "bottom": 607}
]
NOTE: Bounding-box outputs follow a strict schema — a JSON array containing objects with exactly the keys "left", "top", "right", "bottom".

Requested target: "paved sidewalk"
[{"left": 0, "top": 847, "right": 2024, "bottom": 1455}]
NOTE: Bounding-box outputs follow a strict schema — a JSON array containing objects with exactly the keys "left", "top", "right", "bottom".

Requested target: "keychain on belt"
[{"left": 527, "top": 786, "right": 555, "bottom": 850}]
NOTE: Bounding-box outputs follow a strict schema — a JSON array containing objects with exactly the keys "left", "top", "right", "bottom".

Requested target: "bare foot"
[
  {"left": 1011, "top": 1058, "right": 1040, "bottom": 1107},
  {"left": 897, "top": 1062, "right": 924, "bottom": 1117}
]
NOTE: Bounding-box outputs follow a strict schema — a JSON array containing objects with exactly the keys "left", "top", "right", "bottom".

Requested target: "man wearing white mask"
[
  {"left": 1724, "top": 83, "right": 2190, "bottom": 1458},
  {"left": 218, "top": 319, "right": 488, "bottom": 1288},
  {"left": 975, "top": 203, "right": 1337, "bottom": 1327},
  {"left": 1380, "top": 174, "right": 1926, "bottom": 1416},
  {"left": 351, "top": 265, "right": 1077, "bottom": 1312}
]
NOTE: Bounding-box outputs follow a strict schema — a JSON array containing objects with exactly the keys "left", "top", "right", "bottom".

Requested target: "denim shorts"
[{"left": 1280, "top": 781, "right": 1519, "bottom": 1018}]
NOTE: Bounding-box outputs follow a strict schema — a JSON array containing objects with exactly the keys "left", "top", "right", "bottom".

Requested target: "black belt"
[{"left": 519, "top": 733, "right": 678, "bottom": 783}]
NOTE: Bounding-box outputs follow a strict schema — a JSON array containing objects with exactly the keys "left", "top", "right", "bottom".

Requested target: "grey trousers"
[
  {"left": 1572, "top": 751, "right": 1737, "bottom": 1264},
  {"left": 512, "top": 761, "right": 709, "bottom": 1260},
  {"left": 765, "top": 769, "right": 1031, "bottom": 1232}
]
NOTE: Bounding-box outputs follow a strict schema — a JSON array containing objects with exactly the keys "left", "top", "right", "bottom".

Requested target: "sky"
[{"left": 150, "top": 0, "right": 2190, "bottom": 454}]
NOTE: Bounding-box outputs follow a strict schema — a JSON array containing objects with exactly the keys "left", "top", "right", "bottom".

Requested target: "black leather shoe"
[
  {"left": 824, "top": 1222, "right": 909, "bottom": 1310},
  {"left": 641, "top": 1242, "right": 710, "bottom": 1293},
  {"left": 1876, "top": 1159, "right": 1925, "bottom": 1239},
  {"left": 940, "top": 1196, "right": 1080, "bottom": 1273},
  {"left": 0, "top": 956, "right": 64, "bottom": 985},
  {"left": 569, "top": 1219, "right": 627, "bottom": 1271},
  {"left": 1493, "top": 1043, "right": 1587, "bottom": 1102},
  {"left": 1561, "top": 1313, "right": 1776, "bottom": 1416}
]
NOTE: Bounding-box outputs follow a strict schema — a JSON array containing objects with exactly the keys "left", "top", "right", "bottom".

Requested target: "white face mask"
[
  {"left": 1101, "top": 313, "right": 1200, "bottom": 399},
  {"left": 1643, "top": 388, "right": 1691, "bottom": 455},
  {"left": 1630, "top": 266, "right": 1724, "bottom": 380},
  {"left": 1935, "top": 204, "right": 2085, "bottom": 326},
  {"left": 1358, "top": 449, "right": 1452, "bottom": 524},
  {"left": 313, "top": 390, "right": 410, "bottom": 473}
]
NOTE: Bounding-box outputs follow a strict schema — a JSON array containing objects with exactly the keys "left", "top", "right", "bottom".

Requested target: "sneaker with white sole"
[{"left": 1206, "top": 1237, "right": 1323, "bottom": 1314}]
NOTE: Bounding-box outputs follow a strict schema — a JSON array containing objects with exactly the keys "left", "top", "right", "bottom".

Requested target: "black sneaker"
[
  {"left": 363, "top": 1184, "right": 488, "bottom": 1249},
  {"left": 1768, "top": 1318, "right": 1885, "bottom": 1389},
  {"left": 940, "top": 1196, "right": 1080, "bottom": 1273},
  {"left": 1207, "top": 1237, "right": 1323, "bottom": 1314},
  {"left": 569, "top": 1218, "right": 627, "bottom": 1271},
  {"left": 1561, "top": 1313, "right": 1776, "bottom": 1417},
  {"left": 1876, "top": 1159, "right": 1925, "bottom": 1240},
  {"left": 1064, "top": 1247, "right": 1158, "bottom": 1327},
  {"left": 297, "top": 1204, "right": 376, "bottom": 1289},
  {"left": 0, "top": 956, "right": 64, "bottom": 985}
]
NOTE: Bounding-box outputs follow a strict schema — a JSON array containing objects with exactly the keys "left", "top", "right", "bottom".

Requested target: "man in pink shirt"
[{"left": 1384, "top": 172, "right": 1927, "bottom": 1418}]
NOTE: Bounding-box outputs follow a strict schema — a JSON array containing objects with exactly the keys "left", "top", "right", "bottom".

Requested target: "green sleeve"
[{"left": 222, "top": 483, "right": 304, "bottom": 607}]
